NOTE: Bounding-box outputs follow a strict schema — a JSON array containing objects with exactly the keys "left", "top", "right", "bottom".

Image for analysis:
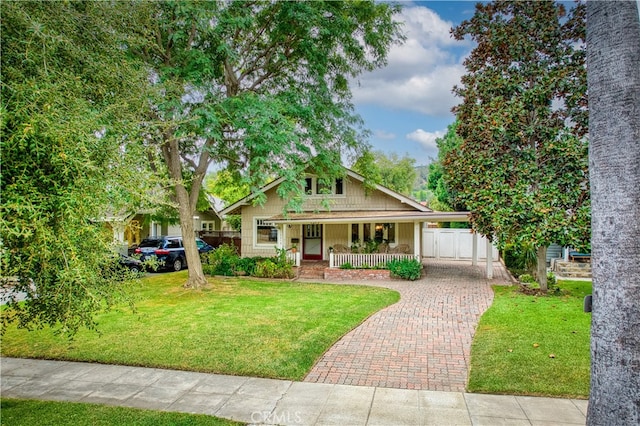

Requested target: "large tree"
[
  {"left": 352, "top": 150, "right": 417, "bottom": 196},
  {"left": 1, "top": 2, "right": 151, "bottom": 335},
  {"left": 129, "top": 1, "right": 403, "bottom": 288},
  {"left": 445, "top": 0, "right": 589, "bottom": 290},
  {"left": 586, "top": 2, "right": 640, "bottom": 424},
  {"left": 426, "top": 121, "right": 464, "bottom": 212}
]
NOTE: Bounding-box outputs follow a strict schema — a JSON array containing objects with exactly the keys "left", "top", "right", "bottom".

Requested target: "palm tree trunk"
[{"left": 586, "top": 2, "right": 640, "bottom": 424}]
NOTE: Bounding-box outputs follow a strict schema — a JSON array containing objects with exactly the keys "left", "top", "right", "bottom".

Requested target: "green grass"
[
  {"left": 0, "top": 398, "right": 242, "bottom": 425},
  {"left": 468, "top": 280, "right": 592, "bottom": 398},
  {"left": 1, "top": 272, "right": 399, "bottom": 380}
]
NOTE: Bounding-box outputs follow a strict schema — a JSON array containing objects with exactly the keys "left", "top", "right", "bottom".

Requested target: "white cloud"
[
  {"left": 406, "top": 128, "right": 445, "bottom": 150},
  {"left": 374, "top": 129, "right": 396, "bottom": 140},
  {"left": 352, "top": 5, "right": 469, "bottom": 116}
]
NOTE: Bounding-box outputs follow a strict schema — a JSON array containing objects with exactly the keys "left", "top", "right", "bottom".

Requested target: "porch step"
[
  {"left": 553, "top": 260, "right": 592, "bottom": 279},
  {"left": 296, "top": 261, "right": 329, "bottom": 280}
]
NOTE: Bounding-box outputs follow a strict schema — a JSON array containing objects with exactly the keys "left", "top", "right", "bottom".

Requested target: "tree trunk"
[
  {"left": 536, "top": 246, "right": 547, "bottom": 292},
  {"left": 162, "top": 138, "right": 208, "bottom": 289},
  {"left": 586, "top": 2, "right": 640, "bottom": 424},
  {"left": 175, "top": 187, "right": 208, "bottom": 289}
]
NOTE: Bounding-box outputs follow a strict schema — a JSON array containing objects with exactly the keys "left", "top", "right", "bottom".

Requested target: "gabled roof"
[{"left": 219, "top": 167, "right": 432, "bottom": 216}]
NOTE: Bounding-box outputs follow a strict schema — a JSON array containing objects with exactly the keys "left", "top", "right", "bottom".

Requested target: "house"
[
  {"left": 220, "top": 168, "right": 486, "bottom": 272},
  {"left": 106, "top": 198, "right": 223, "bottom": 254}
]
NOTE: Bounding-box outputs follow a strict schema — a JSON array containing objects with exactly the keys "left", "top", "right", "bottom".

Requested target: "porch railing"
[
  {"left": 286, "top": 251, "right": 301, "bottom": 267},
  {"left": 329, "top": 252, "right": 417, "bottom": 269}
]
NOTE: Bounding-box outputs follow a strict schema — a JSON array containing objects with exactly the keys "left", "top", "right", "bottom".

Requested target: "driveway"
[{"left": 304, "top": 260, "right": 512, "bottom": 391}]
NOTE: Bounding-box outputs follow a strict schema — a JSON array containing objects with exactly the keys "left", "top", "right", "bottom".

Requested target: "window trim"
[
  {"left": 254, "top": 217, "right": 279, "bottom": 248},
  {"left": 349, "top": 222, "right": 398, "bottom": 246},
  {"left": 303, "top": 176, "right": 346, "bottom": 198}
]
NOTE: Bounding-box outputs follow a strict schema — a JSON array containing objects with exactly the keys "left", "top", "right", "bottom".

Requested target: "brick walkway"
[{"left": 303, "top": 260, "right": 512, "bottom": 391}]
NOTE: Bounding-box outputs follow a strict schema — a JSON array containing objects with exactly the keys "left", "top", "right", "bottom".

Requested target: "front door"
[{"left": 303, "top": 224, "right": 323, "bottom": 260}]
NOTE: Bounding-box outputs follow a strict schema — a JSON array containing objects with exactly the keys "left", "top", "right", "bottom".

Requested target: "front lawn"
[
  {"left": 1, "top": 272, "right": 399, "bottom": 380},
  {"left": 0, "top": 398, "right": 242, "bottom": 426},
  {"left": 468, "top": 280, "right": 592, "bottom": 398}
]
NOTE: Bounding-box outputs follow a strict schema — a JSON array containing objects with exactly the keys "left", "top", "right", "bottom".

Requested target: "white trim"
[
  {"left": 220, "top": 166, "right": 435, "bottom": 217},
  {"left": 254, "top": 217, "right": 279, "bottom": 248}
]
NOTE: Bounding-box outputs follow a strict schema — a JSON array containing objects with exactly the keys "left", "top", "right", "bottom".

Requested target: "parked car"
[
  {"left": 134, "top": 236, "right": 213, "bottom": 272},
  {"left": 119, "top": 254, "right": 143, "bottom": 273}
]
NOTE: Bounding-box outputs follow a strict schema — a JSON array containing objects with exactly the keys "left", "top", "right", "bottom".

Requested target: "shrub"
[
  {"left": 340, "top": 262, "right": 354, "bottom": 269},
  {"left": 236, "top": 257, "right": 258, "bottom": 276},
  {"left": 202, "top": 243, "right": 239, "bottom": 276},
  {"left": 253, "top": 248, "right": 294, "bottom": 279},
  {"left": 519, "top": 273, "right": 536, "bottom": 284},
  {"left": 387, "top": 258, "right": 422, "bottom": 281}
]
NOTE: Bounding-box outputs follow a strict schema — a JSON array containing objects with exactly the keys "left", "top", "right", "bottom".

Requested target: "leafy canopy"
[
  {"left": 445, "top": 0, "right": 589, "bottom": 252},
  {"left": 352, "top": 150, "right": 417, "bottom": 196},
  {"left": 1, "top": 1, "right": 152, "bottom": 335},
  {"left": 129, "top": 0, "right": 404, "bottom": 287}
]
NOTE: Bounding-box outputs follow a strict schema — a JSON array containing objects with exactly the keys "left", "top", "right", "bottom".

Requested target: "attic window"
[{"left": 304, "top": 176, "right": 345, "bottom": 196}]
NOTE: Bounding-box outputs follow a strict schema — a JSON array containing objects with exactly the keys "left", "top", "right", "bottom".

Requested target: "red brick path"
[{"left": 303, "top": 260, "right": 511, "bottom": 391}]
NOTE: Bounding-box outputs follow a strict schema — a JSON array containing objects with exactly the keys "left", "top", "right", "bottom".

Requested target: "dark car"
[
  {"left": 134, "top": 236, "right": 213, "bottom": 272},
  {"left": 119, "top": 254, "right": 143, "bottom": 273}
]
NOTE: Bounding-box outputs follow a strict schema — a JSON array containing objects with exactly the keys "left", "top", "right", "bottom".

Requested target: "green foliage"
[
  {"left": 519, "top": 274, "right": 536, "bottom": 284},
  {"left": 426, "top": 121, "right": 465, "bottom": 211},
  {"left": 202, "top": 244, "right": 239, "bottom": 276},
  {"left": 1, "top": 1, "right": 151, "bottom": 336},
  {"left": 352, "top": 150, "right": 417, "bottom": 195},
  {"left": 340, "top": 262, "right": 354, "bottom": 270},
  {"left": 446, "top": 1, "right": 590, "bottom": 255},
  {"left": 128, "top": 1, "right": 404, "bottom": 286},
  {"left": 254, "top": 247, "right": 294, "bottom": 279},
  {"left": 205, "top": 170, "right": 251, "bottom": 207},
  {"left": 387, "top": 259, "right": 423, "bottom": 281},
  {"left": 203, "top": 246, "right": 293, "bottom": 279}
]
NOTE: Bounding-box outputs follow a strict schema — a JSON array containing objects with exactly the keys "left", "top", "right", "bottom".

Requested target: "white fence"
[
  {"left": 329, "top": 253, "right": 417, "bottom": 269},
  {"left": 422, "top": 228, "right": 498, "bottom": 260}
]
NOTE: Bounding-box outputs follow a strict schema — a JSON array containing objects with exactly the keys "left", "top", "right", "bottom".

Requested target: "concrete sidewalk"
[{"left": 1, "top": 357, "right": 587, "bottom": 425}]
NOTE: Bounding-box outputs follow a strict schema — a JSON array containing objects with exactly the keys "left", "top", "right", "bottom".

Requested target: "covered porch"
[{"left": 270, "top": 210, "right": 499, "bottom": 279}]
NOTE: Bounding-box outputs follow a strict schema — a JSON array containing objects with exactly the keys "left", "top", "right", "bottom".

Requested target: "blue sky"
[{"left": 351, "top": 1, "right": 479, "bottom": 165}]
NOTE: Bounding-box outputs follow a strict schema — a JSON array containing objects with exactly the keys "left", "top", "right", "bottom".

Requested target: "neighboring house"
[
  {"left": 220, "top": 168, "right": 471, "bottom": 267},
  {"left": 106, "top": 199, "right": 223, "bottom": 254}
]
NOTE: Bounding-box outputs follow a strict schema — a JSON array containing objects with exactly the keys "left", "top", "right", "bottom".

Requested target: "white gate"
[{"left": 423, "top": 228, "right": 498, "bottom": 260}]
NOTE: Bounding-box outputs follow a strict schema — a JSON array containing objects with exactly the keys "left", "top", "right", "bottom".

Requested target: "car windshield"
[{"left": 139, "top": 239, "right": 163, "bottom": 248}]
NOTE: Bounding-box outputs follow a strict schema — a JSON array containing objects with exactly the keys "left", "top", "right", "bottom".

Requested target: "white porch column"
[
  {"left": 472, "top": 232, "right": 478, "bottom": 266},
  {"left": 414, "top": 221, "right": 421, "bottom": 259},
  {"left": 280, "top": 224, "right": 287, "bottom": 250},
  {"left": 485, "top": 237, "right": 494, "bottom": 279}
]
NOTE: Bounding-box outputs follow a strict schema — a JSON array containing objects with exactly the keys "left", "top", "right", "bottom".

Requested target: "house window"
[
  {"left": 255, "top": 218, "right": 278, "bottom": 246},
  {"left": 375, "top": 223, "right": 396, "bottom": 244},
  {"left": 350, "top": 222, "right": 397, "bottom": 245},
  {"left": 303, "top": 176, "right": 345, "bottom": 196},
  {"left": 201, "top": 221, "right": 215, "bottom": 232},
  {"left": 304, "top": 178, "right": 313, "bottom": 195}
]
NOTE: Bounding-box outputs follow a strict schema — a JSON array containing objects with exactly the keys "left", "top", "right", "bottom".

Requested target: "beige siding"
[
  {"left": 238, "top": 177, "right": 420, "bottom": 258},
  {"left": 301, "top": 177, "right": 415, "bottom": 212}
]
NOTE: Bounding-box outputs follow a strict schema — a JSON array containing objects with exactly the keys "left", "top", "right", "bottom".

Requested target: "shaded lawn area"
[
  {"left": 468, "top": 280, "right": 591, "bottom": 398},
  {"left": 1, "top": 272, "right": 399, "bottom": 380},
  {"left": 0, "top": 398, "right": 242, "bottom": 426}
]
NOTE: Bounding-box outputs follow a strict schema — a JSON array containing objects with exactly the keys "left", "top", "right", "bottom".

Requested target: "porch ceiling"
[{"left": 268, "top": 210, "right": 470, "bottom": 224}]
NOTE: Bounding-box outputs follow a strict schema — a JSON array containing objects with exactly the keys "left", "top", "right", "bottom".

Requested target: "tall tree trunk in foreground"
[
  {"left": 536, "top": 246, "right": 548, "bottom": 292},
  {"left": 586, "top": 2, "right": 640, "bottom": 424}
]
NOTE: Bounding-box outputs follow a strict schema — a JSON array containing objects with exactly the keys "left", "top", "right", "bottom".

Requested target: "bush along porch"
[{"left": 201, "top": 244, "right": 423, "bottom": 281}]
